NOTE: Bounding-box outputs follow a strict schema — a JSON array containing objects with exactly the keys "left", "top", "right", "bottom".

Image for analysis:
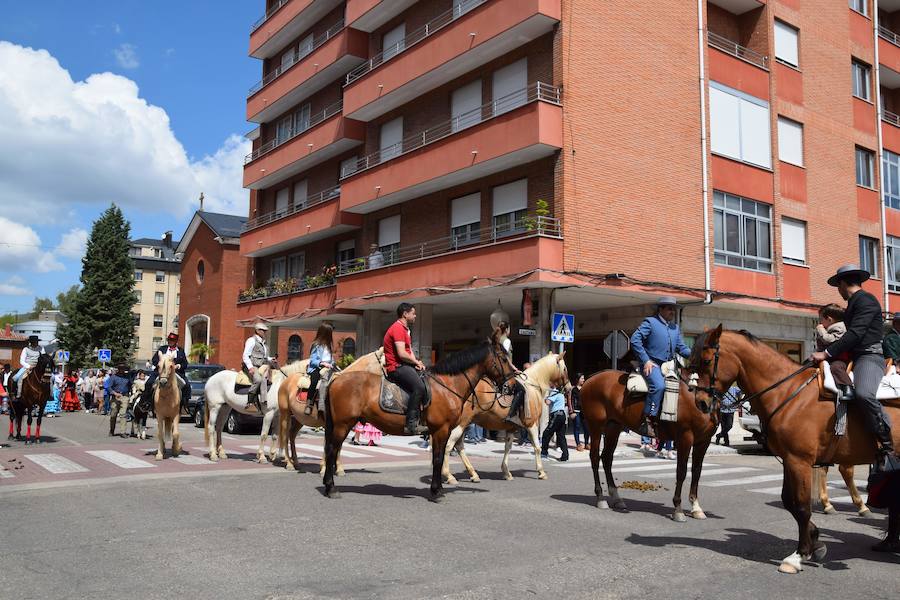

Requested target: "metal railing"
[
  {"left": 344, "top": 0, "right": 490, "bottom": 85},
  {"left": 336, "top": 216, "right": 561, "bottom": 276},
  {"left": 707, "top": 31, "right": 768, "bottom": 69},
  {"left": 251, "top": 0, "right": 291, "bottom": 33},
  {"left": 242, "top": 185, "right": 342, "bottom": 231},
  {"left": 238, "top": 276, "right": 336, "bottom": 304},
  {"left": 245, "top": 100, "right": 343, "bottom": 164},
  {"left": 880, "top": 25, "right": 900, "bottom": 47},
  {"left": 249, "top": 19, "right": 345, "bottom": 96},
  {"left": 884, "top": 109, "right": 900, "bottom": 127},
  {"left": 340, "top": 82, "right": 561, "bottom": 178}
]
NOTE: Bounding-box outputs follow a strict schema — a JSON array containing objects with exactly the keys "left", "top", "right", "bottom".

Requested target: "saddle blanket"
[
  {"left": 821, "top": 365, "right": 900, "bottom": 401},
  {"left": 378, "top": 377, "right": 432, "bottom": 415}
]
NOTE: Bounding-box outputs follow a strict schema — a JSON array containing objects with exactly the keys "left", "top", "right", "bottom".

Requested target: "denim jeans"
[
  {"left": 573, "top": 412, "right": 590, "bottom": 446},
  {"left": 466, "top": 423, "right": 483, "bottom": 441},
  {"left": 642, "top": 365, "right": 665, "bottom": 416}
]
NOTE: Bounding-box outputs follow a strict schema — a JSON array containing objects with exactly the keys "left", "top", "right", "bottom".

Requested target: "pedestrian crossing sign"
[{"left": 551, "top": 312, "right": 575, "bottom": 343}]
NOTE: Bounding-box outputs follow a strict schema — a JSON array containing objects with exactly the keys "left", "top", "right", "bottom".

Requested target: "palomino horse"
[
  {"left": 813, "top": 464, "right": 870, "bottom": 517},
  {"left": 202, "top": 361, "right": 305, "bottom": 463},
  {"left": 323, "top": 332, "right": 514, "bottom": 501},
  {"left": 579, "top": 369, "right": 716, "bottom": 521},
  {"left": 690, "top": 326, "right": 900, "bottom": 574},
  {"left": 442, "top": 352, "right": 569, "bottom": 484},
  {"left": 8, "top": 353, "right": 54, "bottom": 444},
  {"left": 153, "top": 353, "right": 182, "bottom": 460}
]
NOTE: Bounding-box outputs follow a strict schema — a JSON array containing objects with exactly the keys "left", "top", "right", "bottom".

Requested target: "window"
[
  {"left": 298, "top": 33, "right": 314, "bottom": 60},
  {"left": 378, "top": 215, "right": 401, "bottom": 265},
  {"left": 850, "top": 0, "right": 868, "bottom": 17},
  {"left": 153, "top": 314, "right": 163, "bottom": 328},
  {"left": 856, "top": 147, "right": 875, "bottom": 188},
  {"left": 337, "top": 239, "right": 355, "bottom": 265},
  {"left": 134, "top": 291, "right": 141, "bottom": 304},
  {"left": 884, "top": 150, "right": 900, "bottom": 209},
  {"left": 451, "top": 192, "right": 481, "bottom": 246},
  {"left": 132, "top": 313, "right": 140, "bottom": 327},
  {"left": 287, "top": 335, "right": 303, "bottom": 362},
  {"left": 382, "top": 23, "right": 406, "bottom": 61},
  {"left": 342, "top": 338, "right": 356, "bottom": 358},
  {"left": 176, "top": 293, "right": 180, "bottom": 306},
  {"left": 152, "top": 336, "right": 162, "bottom": 348},
  {"left": 452, "top": 80, "right": 482, "bottom": 132},
  {"left": 781, "top": 218, "right": 807, "bottom": 265},
  {"left": 287, "top": 252, "right": 305, "bottom": 279},
  {"left": 709, "top": 82, "right": 772, "bottom": 169},
  {"left": 859, "top": 236, "right": 880, "bottom": 278},
  {"left": 293, "top": 179, "right": 308, "bottom": 210},
  {"left": 340, "top": 155, "right": 359, "bottom": 178},
  {"left": 134, "top": 270, "right": 143, "bottom": 281},
  {"left": 155, "top": 270, "right": 165, "bottom": 283},
  {"left": 777, "top": 117, "right": 804, "bottom": 166},
  {"left": 276, "top": 114, "right": 293, "bottom": 143},
  {"left": 888, "top": 236, "right": 900, "bottom": 291},
  {"left": 852, "top": 60, "right": 871, "bottom": 101},
  {"left": 492, "top": 58, "right": 528, "bottom": 116},
  {"left": 713, "top": 191, "right": 772, "bottom": 272},
  {"left": 270, "top": 256, "right": 287, "bottom": 281},
  {"left": 154, "top": 292, "right": 164, "bottom": 305},
  {"left": 129, "top": 247, "right": 141, "bottom": 257},
  {"left": 492, "top": 179, "right": 528, "bottom": 237},
  {"left": 774, "top": 21, "right": 799, "bottom": 67},
  {"left": 197, "top": 260, "right": 205, "bottom": 283},
  {"left": 380, "top": 117, "right": 403, "bottom": 161},
  {"left": 152, "top": 247, "right": 163, "bottom": 258},
  {"left": 293, "top": 103, "right": 311, "bottom": 135},
  {"left": 280, "top": 47, "right": 295, "bottom": 72},
  {"left": 275, "top": 188, "right": 289, "bottom": 216}
]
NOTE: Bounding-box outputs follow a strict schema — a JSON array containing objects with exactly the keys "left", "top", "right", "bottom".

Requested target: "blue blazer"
[{"left": 630, "top": 315, "right": 691, "bottom": 365}]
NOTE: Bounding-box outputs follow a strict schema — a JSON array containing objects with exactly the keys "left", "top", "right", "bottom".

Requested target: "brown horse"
[
  {"left": 690, "top": 326, "right": 900, "bottom": 574},
  {"left": 579, "top": 369, "right": 716, "bottom": 521},
  {"left": 813, "top": 464, "right": 870, "bottom": 517},
  {"left": 9, "top": 353, "right": 54, "bottom": 444},
  {"left": 153, "top": 353, "right": 182, "bottom": 460},
  {"left": 322, "top": 332, "right": 514, "bottom": 501}
]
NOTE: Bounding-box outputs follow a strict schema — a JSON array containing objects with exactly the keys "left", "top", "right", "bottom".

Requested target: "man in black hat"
[
  {"left": 811, "top": 264, "right": 897, "bottom": 470},
  {"left": 12, "top": 335, "right": 44, "bottom": 399},
  {"left": 143, "top": 332, "right": 190, "bottom": 411}
]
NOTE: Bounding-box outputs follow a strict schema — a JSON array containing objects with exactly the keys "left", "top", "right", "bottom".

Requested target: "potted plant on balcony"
[{"left": 523, "top": 199, "right": 550, "bottom": 231}]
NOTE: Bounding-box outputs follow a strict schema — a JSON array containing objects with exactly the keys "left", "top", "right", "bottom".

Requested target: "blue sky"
[{"left": 0, "top": 1, "right": 263, "bottom": 314}]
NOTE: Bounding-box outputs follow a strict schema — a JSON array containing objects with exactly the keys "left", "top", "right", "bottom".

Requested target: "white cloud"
[
  {"left": 0, "top": 279, "right": 31, "bottom": 296},
  {"left": 113, "top": 43, "right": 139, "bottom": 69},
  {"left": 113, "top": 23, "right": 122, "bottom": 35},
  {"left": 0, "top": 217, "right": 63, "bottom": 273},
  {"left": 0, "top": 42, "right": 249, "bottom": 224},
  {"left": 55, "top": 228, "right": 88, "bottom": 259}
]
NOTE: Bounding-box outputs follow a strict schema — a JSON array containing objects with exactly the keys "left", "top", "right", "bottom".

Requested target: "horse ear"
[
  {"left": 557, "top": 351, "right": 566, "bottom": 362},
  {"left": 708, "top": 324, "right": 723, "bottom": 345}
]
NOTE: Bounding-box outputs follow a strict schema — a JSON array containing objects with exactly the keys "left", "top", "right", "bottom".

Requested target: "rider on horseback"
[
  {"left": 12, "top": 335, "right": 44, "bottom": 399},
  {"left": 384, "top": 303, "right": 429, "bottom": 435},
  {"left": 243, "top": 322, "right": 274, "bottom": 412},
  {"left": 631, "top": 296, "right": 692, "bottom": 439},
  {"left": 142, "top": 332, "right": 190, "bottom": 411},
  {"left": 811, "top": 264, "right": 898, "bottom": 471}
]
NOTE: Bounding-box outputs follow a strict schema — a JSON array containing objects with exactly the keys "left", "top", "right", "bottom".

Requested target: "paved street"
[{"left": 1, "top": 412, "right": 897, "bottom": 600}]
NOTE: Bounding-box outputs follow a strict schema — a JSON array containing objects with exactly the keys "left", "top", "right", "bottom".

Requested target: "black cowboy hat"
[
  {"left": 827, "top": 264, "right": 871, "bottom": 287},
  {"left": 27, "top": 335, "right": 39, "bottom": 343}
]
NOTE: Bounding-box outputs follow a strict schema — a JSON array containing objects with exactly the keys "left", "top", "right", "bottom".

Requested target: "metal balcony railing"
[
  {"left": 336, "top": 216, "right": 561, "bottom": 276},
  {"left": 340, "top": 82, "right": 561, "bottom": 178},
  {"left": 242, "top": 184, "right": 342, "bottom": 232},
  {"left": 344, "top": 0, "right": 490, "bottom": 85},
  {"left": 884, "top": 109, "right": 900, "bottom": 127},
  {"left": 880, "top": 25, "right": 900, "bottom": 47},
  {"left": 249, "top": 19, "right": 345, "bottom": 96},
  {"left": 251, "top": 0, "right": 291, "bottom": 33},
  {"left": 244, "top": 100, "right": 343, "bottom": 164},
  {"left": 707, "top": 31, "right": 768, "bottom": 69}
]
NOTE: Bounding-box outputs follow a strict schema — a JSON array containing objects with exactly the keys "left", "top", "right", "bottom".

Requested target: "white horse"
[{"left": 203, "top": 361, "right": 307, "bottom": 462}]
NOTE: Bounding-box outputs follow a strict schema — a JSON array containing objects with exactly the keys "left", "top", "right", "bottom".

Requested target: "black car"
[
  {"left": 192, "top": 396, "right": 266, "bottom": 434},
  {"left": 184, "top": 364, "right": 225, "bottom": 422}
]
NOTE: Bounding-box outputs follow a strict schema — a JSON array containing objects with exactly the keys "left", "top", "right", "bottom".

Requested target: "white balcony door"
[
  {"left": 492, "top": 58, "right": 527, "bottom": 116},
  {"left": 294, "top": 103, "right": 311, "bottom": 133},
  {"left": 276, "top": 114, "right": 293, "bottom": 144},
  {"left": 382, "top": 23, "right": 406, "bottom": 62},
  {"left": 380, "top": 117, "right": 403, "bottom": 161},
  {"left": 292, "top": 179, "right": 308, "bottom": 210},
  {"left": 287, "top": 252, "right": 306, "bottom": 279},
  {"left": 378, "top": 215, "right": 401, "bottom": 264},
  {"left": 452, "top": 79, "right": 482, "bottom": 132},
  {"left": 340, "top": 155, "right": 359, "bottom": 178},
  {"left": 298, "top": 32, "right": 314, "bottom": 60},
  {"left": 280, "top": 47, "right": 295, "bottom": 73},
  {"left": 275, "top": 188, "right": 290, "bottom": 216}
]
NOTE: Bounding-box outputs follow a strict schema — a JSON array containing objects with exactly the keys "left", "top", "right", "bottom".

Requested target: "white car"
[{"left": 738, "top": 401, "right": 762, "bottom": 443}]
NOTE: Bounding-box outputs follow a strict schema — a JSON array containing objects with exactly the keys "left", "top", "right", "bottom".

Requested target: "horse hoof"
[
  {"left": 256, "top": 456, "right": 266, "bottom": 464},
  {"left": 470, "top": 476, "right": 481, "bottom": 483},
  {"left": 858, "top": 508, "right": 874, "bottom": 518},
  {"left": 503, "top": 473, "right": 513, "bottom": 481},
  {"left": 155, "top": 453, "right": 163, "bottom": 461},
  {"left": 336, "top": 469, "right": 346, "bottom": 477},
  {"left": 217, "top": 452, "right": 228, "bottom": 460},
  {"left": 597, "top": 499, "right": 609, "bottom": 510},
  {"left": 673, "top": 511, "right": 687, "bottom": 523},
  {"left": 209, "top": 455, "right": 219, "bottom": 463},
  {"left": 429, "top": 493, "right": 446, "bottom": 504},
  {"left": 326, "top": 488, "right": 341, "bottom": 499},
  {"left": 823, "top": 505, "right": 837, "bottom": 515},
  {"left": 612, "top": 500, "right": 628, "bottom": 512},
  {"left": 778, "top": 552, "right": 803, "bottom": 574},
  {"left": 812, "top": 543, "right": 827, "bottom": 562},
  {"left": 446, "top": 476, "right": 458, "bottom": 485},
  {"left": 285, "top": 461, "right": 296, "bottom": 471},
  {"left": 538, "top": 471, "right": 548, "bottom": 480},
  {"left": 691, "top": 510, "right": 707, "bottom": 520}
]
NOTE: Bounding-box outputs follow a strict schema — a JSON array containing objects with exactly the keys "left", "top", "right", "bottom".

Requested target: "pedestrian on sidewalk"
[
  {"left": 540, "top": 386, "right": 570, "bottom": 462},
  {"left": 93, "top": 370, "right": 106, "bottom": 414},
  {"left": 570, "top": 373, "right": 589, "bottom": 451},
  {"left": 715, "top": 385, "right": 741, "bottom": 446},
  {"left": 102, "top": 369, "right": 112, "bottom": 415},
  {"left": 1, "top": 364, "right": 11, "bottom": 415}
]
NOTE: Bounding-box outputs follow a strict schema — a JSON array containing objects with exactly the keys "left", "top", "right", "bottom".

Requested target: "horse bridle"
[{"left": 426, "top": 343, "right": 513, "bottom": 404}]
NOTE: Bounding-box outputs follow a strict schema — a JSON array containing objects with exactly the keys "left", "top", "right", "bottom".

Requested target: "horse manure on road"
[{"left": 620, "top": 480, "right": 666, "bottom": 492}]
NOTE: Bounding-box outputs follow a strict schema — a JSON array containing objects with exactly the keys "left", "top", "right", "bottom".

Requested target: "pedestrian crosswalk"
[
  {"left": 23, "top": 453, "right": 90, "bottom": 474},
  {"left": 87, "top": 450, "right": 156, "bottom": 469}
]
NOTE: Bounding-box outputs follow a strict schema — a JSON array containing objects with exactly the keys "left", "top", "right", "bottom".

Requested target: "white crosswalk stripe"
[
  {"left": 87, "top": 450, "right": 156, "bottom": 469},
  {"left": 646, "top": 467, "right": 758, "bottom": 480},
  {"left": 24, "top": 454, "right": 89, "bottom": 474},
  {"left": 350, "top": 445, "right": 417, "bottom": 457},
  {"left": 557, "top": 457, "right": 672, "bottom": 469},
  {"left": 826, "top": 479, "right": 867, "bottom": 490},
  {"left": 296, "top": 443, "right": 369, "bottom": 458},
  {"left": 749, "top": 485, "right": 785, "bottom": 495},
  {"left": 559, "top": 461, "right": 708, "bottom": 473},
  {"left": 704, "top": 474, "right": 783, "bottom": 487},
  {"left": 173, "top": 455, "right": 214, "bottom": 465},
  {"left": 0, "top": 469, "right": 14, "bottom": 479}
]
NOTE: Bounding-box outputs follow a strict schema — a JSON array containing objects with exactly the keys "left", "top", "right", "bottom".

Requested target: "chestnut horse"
[
  {"left": 9, "top": 353, "right": 54, "bottom": 444},
  {"left": 579, "top": 369, "right": 716, "bottom": 522},
  {"left": 153, "top": 353, "right": 182, "bottom": 460},
  {"left": 322, "top": 332, "right": 514, "bottom": 501},
  {"left": 690, "top": 326, "right": 900, "bottom": 574},
  {"left": 813, "top": 464, "right": 870, "bottom": 517}
]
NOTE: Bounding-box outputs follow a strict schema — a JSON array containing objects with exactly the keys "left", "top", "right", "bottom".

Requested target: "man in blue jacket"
[{"left": 630, "top": 296, "right": 691, "bottom": 438}]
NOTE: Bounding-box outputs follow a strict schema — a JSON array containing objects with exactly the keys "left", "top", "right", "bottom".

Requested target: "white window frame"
[
  {"left": 451, "top": 79, "right": 483, "bottom": 133},
  {"left": 134, "top": 270, "right": 143, "bottom": 281},
  {"left": 154, "top": 291, "right": 165, "bottom": 305},
  {"left": 777, "top": 117, "right": 804, "bottom": 167},
  {"left": 134, "top": 291, "right": 142, "bottom": 304},
  {"left": 849, "top": 0, "right": 868, "bottom": 17},
  {"left": 270, "top": 256, "right": 287, "bottom": 281},
  {"left": 781, "top": 218, "right": 807, "bottom": 266},
  {"left": 378, "top": 215, "right": 401, "bottom": 264},
  {"left": 337, "top": 239, "right": 355, "bottom": 265},
  {"left": 860, "top": 236, "right": 880, "bottom": 278},
  {"left": 713, "top": 190, "right": 773, "bottom": 273},
  {"left": 293, "top": 179, "right": 308, "bottom": 210},
  {"left": 492, "top": 179, "right": 528, "bottom": 237},
  {"left": 774, "top": 20, "right": 799, "bottom": 68},
  {"left": 153, "top": 314, "right": 164, "bottom": 328},
  {"left": 884, "top": 150, "right": 900, "bottom": 209},
  {"left": 451, "top": 192, "right": 481, "bottom": 246},
  {"left": 709, "top": 82, "right": 772, "bottom": 169},
  {"left": 852, "top": 60, "right": 871, "bottom": 101},
  {"left": 287, "top": 252, "right": 305, "bottom": 280},
  {"left": 155, "top": 270, "right": 166, "bottom": 283},
  {"left": 856, "top": 147, "right": 875, "bottom": 188},
  {"left": 887, "top": 235, "right": 900, "bottom": 291}
]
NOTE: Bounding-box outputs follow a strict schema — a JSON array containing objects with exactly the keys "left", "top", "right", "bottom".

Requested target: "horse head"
[
  {"left": 157, "top": 352, "right": 174, "bottom": 386},
  {"left": 688, "top": 324, "right": 742, "bottom": 414},
  {"left": 486, "top": 327, "right": 516, "bottom": 386}
]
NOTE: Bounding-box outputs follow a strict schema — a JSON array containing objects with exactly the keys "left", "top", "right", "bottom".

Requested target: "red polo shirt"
[{"left": 383, "top": 320, "right": 411, "bottom": 373}]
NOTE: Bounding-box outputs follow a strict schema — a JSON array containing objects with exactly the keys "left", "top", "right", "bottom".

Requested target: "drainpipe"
[
  {"left": 697, "top": 0, "right": 713, "bottom": 305},
  {"left": 875, "top": 1, "right": 891, "bottom": 312}
]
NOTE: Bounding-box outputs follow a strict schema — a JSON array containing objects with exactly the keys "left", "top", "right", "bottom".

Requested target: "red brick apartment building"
[{"left": 235, "top": 0, "right": 900, "bottom": 375}]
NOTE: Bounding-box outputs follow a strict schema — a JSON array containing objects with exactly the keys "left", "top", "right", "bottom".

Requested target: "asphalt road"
[{"left": 0, "top": 412, "right": 897, "bottom": 600}]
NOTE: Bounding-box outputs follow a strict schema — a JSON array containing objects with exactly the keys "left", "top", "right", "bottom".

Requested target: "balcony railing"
[
  {"left": 245, "top": 100, "right": 343, "bottom": 164},
  {"left": 238, "top": 272, "right": 337, "bottom": 304},
  {"left": 249, "top": 19, "right": 345, "bottom": 96},
  {"left": 242, "top": 185, "right": 342, "bottom": 232},
  {"left": 337, "top": 216, "right": 561, "bottom": 276},
  {"left": 340, "top": 82, "right": 561, "bottom": 178},
  {"left": 707, "top": 31, "right": 768, "bottom": 69},
  {"left": 880, "top": 25, "right": 900, "bottom": 47},
  {"left": 344, "top": 0, "right": 490, "bottom": 85},
  {"left": 884, "top": 109, "right": 900, "bottom": 127},
  {"left": 251, "top": 0, "right": 291, "bottom": 32}
]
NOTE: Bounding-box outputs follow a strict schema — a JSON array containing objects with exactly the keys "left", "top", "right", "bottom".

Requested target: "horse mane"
[
  {"left": 525, "top": 353, "right": 565, "bottom": 388},
  {"left": 692, "top": 328, "right": 796, "bottom": 369},
  {"left": 432, "top": 341, "right": 491, "bottom": 375},
  {"left": 280, "top": 359, "right": 308, "bottom": 377}
]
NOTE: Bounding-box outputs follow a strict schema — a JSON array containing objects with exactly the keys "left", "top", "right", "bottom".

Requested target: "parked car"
[
  {"left": 738, "top": 400, "right": 763, "bottom": 444},
  {"left": 193, "top": 396, "right": 266, "bottom": 434},
  {"left": 184, "top": 364, "right": 225, "bottom": 422}
]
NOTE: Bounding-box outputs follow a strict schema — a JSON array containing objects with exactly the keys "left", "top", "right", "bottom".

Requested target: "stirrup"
[{"left": 303, "top": 404, "right": 314, "bottom": 415}]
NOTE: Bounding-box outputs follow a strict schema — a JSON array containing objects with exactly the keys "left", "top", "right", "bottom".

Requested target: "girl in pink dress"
[{"left": 352, "top": 422, "right": 382, "bottom": 446}]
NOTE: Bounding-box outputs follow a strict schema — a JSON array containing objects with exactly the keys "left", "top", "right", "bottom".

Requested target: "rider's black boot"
[
  {"left": 504, "top": 384, "right": 525, "bottom": 427},
  {"left": 638, "top": 414, "right": 657, "bottom": 439},
  {"left": 404, "top": 407, "right": 428, "bottom": 435},
  {"left": 874, "top": 422, "right": 899, "bottom": 472},
  {"left": 837, "top": 384, "right": 855, "bottom": 402}
]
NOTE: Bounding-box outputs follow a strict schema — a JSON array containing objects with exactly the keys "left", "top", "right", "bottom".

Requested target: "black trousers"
[
  {"left": 716, "top": 412, "right": 735, "bottom": 445},
  {"left": 387, "top": 365, "right": 426, "bottom": 416},
  {"left": 307, "top": 368, "right": 321, "bottom": 404},
  {"left": 541, "top": 411, "right": 569, "bottom": 459}
]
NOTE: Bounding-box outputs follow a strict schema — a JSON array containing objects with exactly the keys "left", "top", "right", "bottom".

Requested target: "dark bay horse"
[
  {"left": 690, "top": 326, "right": 900, "bottom": 574},
  {"left": 580, "top": 369, "right": 716, "bottom": 521},
  {"left": 9, "top": 353, "right": 54, "bottom": 444},
  {"left": 322, "top": 331, "right": 514, "bottom": 502}
]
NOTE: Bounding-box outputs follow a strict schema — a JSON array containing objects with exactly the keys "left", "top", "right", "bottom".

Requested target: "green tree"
[
  {"left": 55, "top": 285, "right": 81, "bottom": 319},
  {"left": 58, "top": 205, "right": 135, "bottom": 366},
  {"left": 32, "top": 297, "right": 54, "bottom": 315}
]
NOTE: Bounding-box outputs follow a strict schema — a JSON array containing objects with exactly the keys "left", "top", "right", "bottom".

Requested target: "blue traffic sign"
[
  {"left": 551, "top": 312, "right": 575, "bottom": 343},
  {"left": 55, "top": 350, "right": 70, "bottom": 363},
  {"left": 98, "top": 348, "right": 112, "bottom": 363}
]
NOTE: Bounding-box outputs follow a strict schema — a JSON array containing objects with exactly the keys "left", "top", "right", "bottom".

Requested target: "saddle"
[{"left": 378, "top": 375, "right": 432, "bottom": 415}]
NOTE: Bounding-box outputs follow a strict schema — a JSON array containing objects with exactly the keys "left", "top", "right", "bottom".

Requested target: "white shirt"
[
  {"left": 242, "top": 334, "right": 270, "bottom": 371},
  {"left": 19, "top": 345, "right": 44, "bottom": 369}
]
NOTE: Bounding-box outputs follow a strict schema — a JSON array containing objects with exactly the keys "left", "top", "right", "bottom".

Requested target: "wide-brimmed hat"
[
  {"left": 656, "top": 296, "right": 678, "bottom": 307},
  {"left": 253, "top": 322, "right": 269, "bottom": 331},
  {"left": 827, "top": 264, "right": 871, "bottom": 287},
  {"left": 28, "top": 335, "right": 39, "bottom": 343},
  {"left": 166, "top": 332, "right": 179, "bottom": 341}
]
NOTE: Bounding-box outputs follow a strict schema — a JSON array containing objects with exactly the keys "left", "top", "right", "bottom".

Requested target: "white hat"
[{"left": 253, "top": 322, "right": 269, "bottom": 331}]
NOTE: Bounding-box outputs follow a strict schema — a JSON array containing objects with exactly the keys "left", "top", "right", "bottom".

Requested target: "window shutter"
[
  {"left": 492, "top": 179, "right": 528, "bottom": 216},
  {"left": 452, "top": 79, "right": 482, "bottom": 131},
  {"left": 777, "top": 118, "right": 803, "bottom": 166},
  {"left": 739, "top": 99, "right": 771, "bottom": 169},
  {"left": 709, "top": 86, "right": 741, "bottom": 160},
  {"left": 382, "top": 23, "right": 406, "bottom": 60},
  {"left": 774, "top": 21, "right": 799, "bottom": 67},
  {"left": 781, "top": 218, "right": 806, "bottom": 263},
  {"left": 380, "top": 117, "right": 403, "bottom": 160},
  {"left": 275, "top": 188, "right": 289, "bottom": 214},
  {"left": 378, "top": 215, "right": 401, "bottom": 247},
  {"left": 492, "top": 58, "right": 528, "bottom": 115},
  {"left": 451, "top": 193, "right": 481, "bottom": 228},
  {"left": 293, "top": 179, "right": 308, "bottom": 208}
]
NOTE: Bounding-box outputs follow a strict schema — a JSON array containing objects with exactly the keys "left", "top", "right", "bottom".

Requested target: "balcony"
[
  {"left": 240, "top": 186, "right": 362, "bottom": 258},
  {"left": 235, "top": 281, "right": 338, "bottom": 325},
  {"left": 249, "top": 0, "right": 344, "bottom": 59},
  {"left": 345, "top": 0, "right": 420, "bottom": 32},
  {"left": 707, "top": 31, "right": 767, "bottom": 70},
  {"left": 243, "top": 102, "right": 365, "bottom": 190},
  {"left": 247, "top": 25, "right": 367, "bottom": 124},
  {"left": 342, "top": 0, "right": 560, "bottom": 121},
  {"left": 339, "top": 82, "right": 562, "bottom": 214},
  {"left": 880, "top": 25, "right": 900, "bottom": 74},
  {"left": 335, "top": 218, "right": 563, "bottom": 308}
]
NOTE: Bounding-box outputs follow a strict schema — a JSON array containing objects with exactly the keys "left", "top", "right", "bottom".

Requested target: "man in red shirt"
[{"left": 384, "top": 303, "right": 429, "bottom": 435}]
